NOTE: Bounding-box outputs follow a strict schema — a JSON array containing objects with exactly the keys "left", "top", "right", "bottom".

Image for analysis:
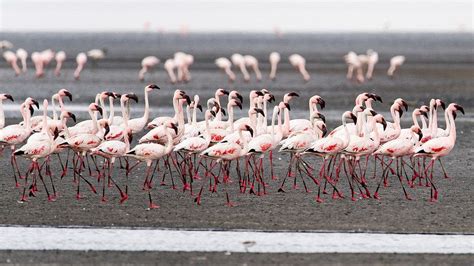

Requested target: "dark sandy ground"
[{"left": 1, "top": 250, "right": 473, "bottom": 265}]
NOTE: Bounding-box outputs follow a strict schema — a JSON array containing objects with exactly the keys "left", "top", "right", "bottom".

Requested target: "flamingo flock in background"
[
  {"left": 0, "top": 86, "right": 464, "bottom": 209},
  {"left": 2, "top": 40, "right": 406, "bottom": 83}
]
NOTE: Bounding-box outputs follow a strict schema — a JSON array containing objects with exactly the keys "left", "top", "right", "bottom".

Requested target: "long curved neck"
[
  {"left": 172, "top": 97, "right": 179, "bottom": 120},
  {"left": 164, "top": 129, "right": 173, "bottom": 154},
  {"left": 342, "top": 116, "right": 350, "bottom": 145},
  {"left": 51, "top": 95, "right": 58, "bottom": 120},
  {"left": 0, "top": 101, "right": 4, "bottom": 129},
  {"left": 215, "top": 93, "right": 222, "bottom": 121},
  {"left": 89, "top": 109, "right": 98, "bottom": 133},
  {"left": 24, "top": 105, "right": 32, "bottom": 131},
  {"left": 41, "top": 105, "right": 48, "bottom": 134},
  {"left": 108, "top": 97, "right": 114, "bottom": 124},
  {"left": 420, "top": 115, "right": 428, "bottom": 129},
  {"left": 143, "top": 88, "right": 150, "bottom": 122},
  {"left": 121, "top": 100, "right": 129, "bottom": 128},
  {"left": 239, "top": 129, "right": 248, "bottom": 156},
  {"left": 370, "top": 119, "right": 380, "bottom": 145},
  {"left": 262, "top": 100, "right": 268, "bottom": 131},
  {"left": 444, "top": 108, "right": 450, "bottom": 134},
  {"left": 284, "top": 108, "right": 290, "bottom": 134},
  {"left": 192, "top": 104, "right": 198, "bottom": 125},
  {"left": 186, "top": 106, "right": 192, "bottom": 125},
  {"left": 99, "top": 97, "right": 108, "bottom": 120},
  {"left": 204, "top": 115, "right": 211, "bottom": 141},
  {"left": 448, "top": 111, "right": 456, "bottom": 142},
  {"left": 412, "top": 111, "right": 420, "bottom": 128},
  {"left": 428, "top": 102, "right": 435, "bottom": 132},
  {"left": 177, "top": 101, "right": 185, "bottom": 132},
  {"left": 393, "top": 110, "right": 401, "bottom": 131},
  {"left": 227, "top": 103, "right": 234, "bottom": 132}
]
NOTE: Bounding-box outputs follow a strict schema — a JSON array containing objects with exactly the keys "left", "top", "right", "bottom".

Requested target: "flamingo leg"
[
  {"left": 396, "top": 158, "right": 412, "bottom": 200},
  {"left": 20, "top": 162, "right": 36, "bottom": 202},
  {"left": 269, "top": 150, "right": 276, "bottom": 180},
  {"left": 144, "top": 162, "right": 159, "bottom": 209},
  {"left": 45, "top": 157, "right": 57, "bottom": 200},
  {"left": 374, "top": 158, "right": 394, "bottom": 199},
  {"left": 10, "top": 152, "right": 20, "bottom": 188},
  {"left": 438, "top": 158, "right": 451, "bottom": 179}
]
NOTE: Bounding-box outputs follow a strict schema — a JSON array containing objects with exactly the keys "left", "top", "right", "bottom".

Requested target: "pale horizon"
[{"left": 1, "top": 0, "right": 472, "bottom": 33}]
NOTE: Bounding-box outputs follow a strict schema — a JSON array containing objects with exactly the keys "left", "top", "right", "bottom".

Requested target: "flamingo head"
[
  {"left": 145, "top": 84, "right": 160, "bottom": 92},
  {"left": 216, "top": 88, "right": 229, "bottom": 97},
  {"left": 369, "top": 93, "right": 383, "bottom": 103},
  {"left": 89, "top": 103, "right": 103, "bottom": 116},
  {"left": 58, "top": 89, "right": 73, "bottom": 101},
  {"left": 395, "top": 98, "right": 408, "bottom": 111},
  {"left": 166, "top": 122, "right": 178, "bottom": 135},
  {"left": 283, "top": 92, "right": 299, "bottom": 103},
  {"left": 311, "top": 111, "right": 326, "bottom": 123},
  {"left": 310, "top": 95, "right": 326, "bottom": 109},
  {"left": 315, "top": 121, "right": 327, "bottom": 137},
  {"left": 250, "top": 90, "right": 264, "bottom": 100},
  {"left": 436, "top": 99, "right": 446, "bottom": 110},
  {"left": 278, "top": 101, "right": 290, "bottom": 111},
  {"left": 98, "top": 119, "right": 110, "bottom": 137},
  {"left": 124, "top": 93, "right": 139, "bottom": 103},
  {"left": 344, "top": 111, "right": 358, "bottom": 124},
  {"left": 352, "top": 104, "right": 366, "bottom": 114},
  {"left": 414, "top": 108, "right": 429, "bottom": 119},
  {"left": 450, "top": 103, "right": 465, "bottom": 120},
  {"left": 420, "top": 105, "right": 429, "bottom": 113},
  {"left": 100, "top": 91, "right": 114, "bottom": 99},
  {"left": 229, "top": 90, "right": 243, "bottom": 103},
  {"left": 410, "top": 126, "right": 423, "bottom": 141},
  {"left": 0, "top": 94, "right": 13, "bottom": 102},
  {"left": 239, "top": 124, "right": 254, "bottom": 137},
  {"left": 230, "top": 99, "right": 242, "bottom": 110},
  {"left": 374, "top": 114, "right": 387, "bottom": 130},
  {"left": 61, "top": 111, "right": 76, "bottom": 123}
]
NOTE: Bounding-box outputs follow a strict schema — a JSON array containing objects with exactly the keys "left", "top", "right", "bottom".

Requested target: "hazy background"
[{"left": 1, "top": 0, "right": 472, "bottom": 33}]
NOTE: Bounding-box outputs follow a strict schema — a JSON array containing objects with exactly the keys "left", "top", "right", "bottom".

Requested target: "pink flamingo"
[
  {"left": 366, "top": 49, "right": 378, "bottom": 80},
  {"left": 289, "top": 54, "right": 310, "bottom": 81},
  {"left": 344, "top": 51, "right": 364, "bottom": 83},
  {"left": 147, "top": 89, "right": 188, "bottom": 129},
  {"left": 215, "top": 57, "right": 236, "bottom": 82},
  {"left": 231, "top": 53, "right": 250, "bottom": 82},
  {"left": 387, "top": 55, "right": 405, "bottom": 78},
  {"left": 54, "top": 51, "right": 66, "bottom": 77},
  {"left": 164, "top": 59, "right": 177, "bottom": 84},
  {"left": 139, "top": 56, "right": 160, "bottom": 82},
  {"left": 74, "top": 52, "right": 87, "bottom": 80},
  {"left": 16, "top": 48, "right": 28, "bottom": 73},
  {"left": 415, "top": 103, "right": 464, "bottom": 201},
  {"left": 269, "top": 52, "right": 280, "bottom": 80},
  {"left": 244, "top": 55, "right": 262, "bottom": 81},
  {"left": 2, "top": 51, "right": 21, "bottom": 76},
  {"left": 373, "top": 125, "right": 423, "bottom": 200},
  {"left": 127, "top": 84, "right": 160, "bottom": 134},
  {"left": 31, "top": 52, "right": 45, "bottom": 78},
  {"left": 0, "top": 94, "right": 14, "bottom": 129}
]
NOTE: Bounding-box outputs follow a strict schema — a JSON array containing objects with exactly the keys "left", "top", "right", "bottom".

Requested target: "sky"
[{"left": 0, "top": 0, "right": 472, "bottom": 32}]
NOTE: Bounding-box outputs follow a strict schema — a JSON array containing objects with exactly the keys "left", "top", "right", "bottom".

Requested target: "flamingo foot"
[
  {"left": 292, "top": 184, "right": 299, "bottom": 190},
  {"left": 160, "top": 182, "right": 166, "bottom": 186},
  {"left": 272, "top": 175, "right": 278, "bottom": 180},
  {"left": 405, "top": 195, "right": 413, "bottom": 200},
  {"left": 76, "top": 193, "right": 83, "bottom": 200},
  {"left": 20, "top": 195, "right": 28, "bottom": 202},
  {"left": 182, "top": 183, "right": 191, "bottom": 192},
  {"left": 225, "top": 201, "right": 236, "bottom": 207},
  {"left": 384, "top": 180, "right": 389, "bottom": 187},
  {"left": 288, "top": 172, "right": 295, "bottom": 177},
  {"left": 249, "top": 187, "right": 256, "bottom": 194},
  {"left": 373, "top": 192, "right": 380, "bottom": 200},
  {"left": 194, "top": 196, "right": 201, "bottom": 205},
  {"left": 351, "top": 197, "right": 357, "bottom": 201},
  {"left": 316, "top": 196, "right": 324, "bottom": 203},
  {"left": 119, "top": 193, "right": 129, "bottom": 204},
  {"left": 322, "top": 189, "right": 328, "bottom": 194},
  {"left": 47, "top": 195, "right": 56, "bottom": 202},
  {"left": 101, "top": 196, "right": 108, "bottom": 202},
  {"left": 15, "top": 182, "right": 21, "bottom": 188},
  {"left": 193, "top": 174, "right": 201, "bottom": 180},
  {"left": 148, "top": 203, "right": 160, "bottom": 209},
  {"left": 277, "top": 187, "right": 285, "bottom": 193}
]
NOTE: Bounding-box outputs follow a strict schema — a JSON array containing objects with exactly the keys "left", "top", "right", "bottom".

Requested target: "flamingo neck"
[
  {"left": 186, "top": 106, "right": 192, "bottom": 125},
  {"left": 121, "top": 100, "right": 129, "bottom": 128},
  {"left": 192, "top": 103, "right": 198, "bottom": 125},
  {"left": 108, "top": 97, "right": 114, "bottom": 124},
  {"left": 172, "top": 97, "right": 179, "bottom": 120},
  {"left": 204, "top": 114, "right": 211, "bottom": 142},
  {"left": 99, "top": 97, "right": 108, "bottom": 120},
  {"left": 239, "top": 129, "right": 248, "bottom": 156},
  {"left": 342, "top": 115, "right": 350, "bottom": 147},
  {"left": 420, "top": 115, "right": 428, "bottom": 129},
  {"left": 227, "top": 103, "right": 234, "bottom": 132},
  {"left": 215, "top": 93, "right": 222, "bottom": 121},
  {"left": 89, "top": 109, "right": 99, "bottom": 134},
  {"left": 51, "top": 95, "right": 58, "bottom": 120},
  {"left": 0, "top": 101, "right": 4, "bottom": 129},
  {"left": 164, "top": 128, "right": 173, "bottom": 154},
  {"left": 448, "top": 111, "right": 456, "bottom": 142},
  {"left": 143, "top": 88, "right": 150, "bottom": 122},
  {"left": 412, "top": 111, "right": 420, "bottom": 128},
  {"left": 284, "top": 108, "right": 290, "bottom": 136},
  {"left": 444, "top": 108, "right": 450, "bottom": 135}
]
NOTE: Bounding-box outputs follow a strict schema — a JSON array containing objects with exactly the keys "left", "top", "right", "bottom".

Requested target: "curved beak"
[
  {"left": 255, "top": 91, "right": 264, "bottom": 97},
  {"left": 454, "top": 104, "right": 465, "bottom": 115},
  {"left": 440, "top": 100, "right": 446, "bottom": 110},
  {"left": 318, "top": 98, "right": 326, "bottom": 109},
  {"left": 220, "top": 108, "right": 226, "bottom": 116},
  {"left": 53, "top": 127, "right": 60, "bottom": 140},
  {"left": 236, "top": 92, "right": 243, "bottom": 103},
  {"left": 288, "top": 92, "right": 299, "bottom": 97},
  {"left": 255, "top": 108, "right": 265, "bottom": 117},
  {"left": 148, "top": 84, "right": 161, "bottom": 90},
  {"left": 32, "top": 99, "right": 39, "bottom": 109},
  {"left": 269, "top": 94, "right": 275, "bottom": 103},
  {"left": 126, "top": 93, "right": 139, "bottom": 103},
  {"left": 68, "top": 112, "right": 77, "bottom": 123},
  {"left": 103, "top": 123, "right": 110, "bottom": 138},
  {"left": 222, "top": 89, "right": 229, "bottom": 95},
  {"left": 184, "top": 95, "right": 191, "bottom": 105},
  {"left": 397, "top": 106, "right": 404, "bottom": 117},
  {"left": 64, "top": 90, "right": 73, "bottom": 101},
  {"left": 29, "top": 106, "right": 34, "bottom": 116},
  {"left": 4, "top": 94, "right": 14, "bottom": 102},
  {"left": 284, "top": 103, "right": 291, "bottom": 111},
  {"left": 371, "top": 93, "right": 383, "bottom": 103},
  {"left": 96, "top": 105, "right": 103, "bottom": 116},
  {"left": 416, "top": 130, "right": 423, "bottom": 141},
  {"left": 197, "top": 104, "right": 203, "bottom": 112},
  {"left": 170, "top": 123, "right": 178, "bottom": 135},
  {"left": 321, "top": 125, "right": 328, "bottom": 137},
  {"left": 210, "top": 110, "right": 216, "bottom": 117},
  {"left": 235, "top": 101, "right": 243, "bottom": 110},
  {"left": 401, "top": 99, "right": 408, "bottom": 111},
  {"left": 369, "top": 110, "right": 377, "bottom": 116},
  {"left": 245, "top": 125, "right": 254, "bottom": 137},
  {"left": 350, "top": 113, "right": 357, "bottom": 124},
  {"left": 318, "top": 113, "right": 326, "bottom": 123},
  {"left": 421, "top": 110, "right": 428, "bottom": 119},
  {"left": 381, "top": 118, "right": 387, "bottom": 130},
  {"left": 113, "top": 92, "right": 121, "bottom": 99},
  {"left": 128, "top": 131, "right": 133, "bottom": 143}
]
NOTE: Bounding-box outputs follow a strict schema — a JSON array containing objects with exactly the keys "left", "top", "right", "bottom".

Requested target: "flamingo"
[
  {"left": 28, "top": 88, "right": 72, "bottom": 130},
  {"left": 31, "top": 51, "right": 45, "bottom": 78},
  {"left": 2, "top": 51, "right": 21, "bottom": 76},
  {"left": 174, "top": 52, "right": 193, "bottom": 82},
  {"left": 287, "top": 95, "right": 325, "bottom": 134},
  {"left": 344, "top": 51, "right": 364, "bottom": 83},
  {"left": 74, "top": 52, "right": 87, "bottom": 80},
  {"left": 16, "top": 48, "right": 28, "bottom": 73},
  {"left": 0, "top": 97, "right": 39, "bottom": 187},
  {"left": 373, "top": 125, "right": 423, "bottom": 200},
  {"left": 289, "top": 54, "right": 310, "bottom": 81},
  {"left": 231, "top": 53, "right": 250, "bottom": 82},
  {"left": 127, "top": 84, "right": 160, "bottom": 134},
  {"left": 54, "top": 51, "right": 66, "bottom": 77},
  {"left": 244, "top": 55, "right": 262, "bottom": 81},
  {"left": 183, "top": 95, "right": 203, "bottom": 138},
  {"left": 378, "top": 98, "right": 408, "bottom": 143},
  {"left": 14, "top": 99, "right": 57, "bottom": 202},
  {"left": 398, "top": 108, "right": 428, "bottom": 140},
  {"left": 301, "top": 110, "right": 359, "bottom": 201},
  {"left": 269, "top": 52, "right": 280, "bottom": 80},
  {"left": 164, "top": 58, "right": 177, "bottom": 84},
  {"left": 139, "top": 56, "right": 160, "bottom": 81},
  {"left": 147, "top": 90, "right": 187, "bottom": 129},
  {"left": 366, "top": 49, "right": 378, "bottom": 80},
  {"left": 200, "top": 123, "right": 254, "bottom": 206},
  {"left": 387, "top": 55, "right": 405, "bottom": 78},
  {"left": 40, "top": 49, "right": 55, "bottom": 67},
  {"left": 0, "top": 40, "right": 13, "bottom": 50},
  {"left": 126, "top": 123, "right": 178, "bottom": 209},
  {"left": 87, "top": 48, "right": 107, "bottom": 61},
  {"left": 106, "top": 93, "right": 138, "bottom": 141},
  {"left": 415, "top": 104, "right": 464, "bottom": 201},
  {"left": 0, "top": 94, "right": 14, "bottom": 129},
  {"left": 215, "top": 57, "right": 236, "bottom": 82}
]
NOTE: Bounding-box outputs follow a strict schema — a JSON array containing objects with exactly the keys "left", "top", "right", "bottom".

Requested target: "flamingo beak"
[
  {"left": 148, "top": 84, "right": 161, "bottom": 90},
  {"left": 401, "top": 100, "right": 408, "bottom": 111},
  {"left": 184, "top": 95, "right": 191, "bottom": 105},
  {"left": 369, "top": 110, "right": 377, "bottom": 116},
  {"left": 197, "top": 104, "right": 203, "bottom": 112},
  {"left": 318, "top": 113, "right": 326, "bottom": 123},
  {"left": 255, "top": 108, "right": 265, "bottom": 117},
  {"left": 128, "top": 131, "right": 133, "bottom": 143},
  {"left": 288, "top": 92, "right": 299, "bottom": 97},
  {"left": 371, "top": 93, "right": 383, "bottom": 103},
  {"left": 64, "top": 90, "right": 73, "bottom": 101},
  {"left": 5, "top": 94, "right": 14, "bottom": 102},
  {"left": 318, "top": 98, "right": 326, "bottom": 109},
  {"left": 245, "top": 125, "right": 254, "bottom": 137},
  {"left": 440, "top": 100, "right": 446, "bottom": 110},
  {"left": 452, "top": 111, "right": 457, "bottom": 120},
  {"left": 53, "top": 127, "right": 60, "bottom": 140},
  {"left": 221, "top": 89, "right": 230, "bottom": 95},
  {"left": 32, "top": 99, "right": 39, "bottom": 109},
  {"left": 417, "top": 130, "right": 423, "bottom": 141},
  {"left": 68, "top": 112, "right": 77, "bottom": 123},
  {"left": 210, "top": 110, "right": 216, "bottom": 117},
  {"left": 104, "top": 123, "right": 110, "bottom": 137},
  {"left": 284, "top": 103, "right": 291, "bottom": 111},
  {"left": 170, "top": 123, "right": 178, "bottom": 135},
  {"left": 113, "top": 93, "right": 121, "bottom": 99},
  {"left": 350, "top": 113, "right": 357, "bottom": 124},
  {"left": 236, "top": 93, "right": 243, "bottom": 103},
  {"left": 269, "top": 94, "right": 275, "bottom": 103},
  {"left": 255, "top": 91, "right": 264, "bottom": 97},
  {"left": 96, "top": 105, "right": 103, "bottom": 116},
  {"left": 29, "top": 106, "right": 34, "bottom": 116},
  {"left": 381, "top": 118, "right": 387, "bottom": 130},
  {"left": 321, "top": 125, "right": 328, "bottom": 137},
  {"left": 126, "top": 93, "right": 139, "bottom": 103},
  {"left": 454, "top": 104, "right": 465, "bottom": 115},
  {"left": 221, "top": 108, "right": 226, "bottom": 116}
]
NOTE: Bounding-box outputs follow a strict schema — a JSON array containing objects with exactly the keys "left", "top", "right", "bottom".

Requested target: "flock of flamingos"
[
  {"left": 0, "top": 85, "right": 464, "bottom": 208},
  {"left": 1, "top": 40, "right": 405, "bottom": 82}
]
